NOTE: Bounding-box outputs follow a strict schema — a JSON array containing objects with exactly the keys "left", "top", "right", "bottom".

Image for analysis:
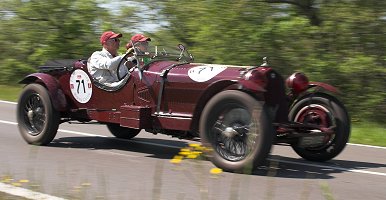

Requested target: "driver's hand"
[
  {"left": 126, "top": 48, "right": 134, "bottom": 54},
  {"left": 124, "top": 58, "right": 137, "bottom": 69},
  {"left": 126, "top": 56, "right": 136, "bottom": 63}
]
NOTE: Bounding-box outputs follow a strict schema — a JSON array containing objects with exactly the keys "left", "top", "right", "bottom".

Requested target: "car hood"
[{"left": 146, "top": 61, "right": 251, "bottom": 83}]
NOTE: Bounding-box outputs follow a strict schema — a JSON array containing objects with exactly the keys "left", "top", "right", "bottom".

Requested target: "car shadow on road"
[
  {"left": 49, "top": 136, "right": 189, "bottom": 160},
  {"left": 48, "top": 136, "right": 386, "bottom": 180}
]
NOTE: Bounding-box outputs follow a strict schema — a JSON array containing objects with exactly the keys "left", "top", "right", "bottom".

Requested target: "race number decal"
[
  {"left": 70, "top": 69, "right": 92, "bottom": 103},
  {"left": 188, "top": 65, "right": 227, "bottom": 82}
]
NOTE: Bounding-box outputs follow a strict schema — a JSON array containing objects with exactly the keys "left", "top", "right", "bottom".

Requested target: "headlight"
[{"left": 286, "top": 72, "right": 309, "bottom": 94}]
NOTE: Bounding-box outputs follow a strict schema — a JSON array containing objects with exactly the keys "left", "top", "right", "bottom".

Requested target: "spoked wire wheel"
[
  {"left": 21, "top": 93, "right": 46, "bottom": 136},
  {"left": 211, "top": 107, "right": 258, "bottom": 162},
  {"left": 200, "top": 90, "right": 274, "bottom": 172},
  {"left": 17, "top": 84, "right": 60, "bottom": 145}
]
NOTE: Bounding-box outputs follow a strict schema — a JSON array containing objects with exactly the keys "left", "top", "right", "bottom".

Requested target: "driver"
[{"left": 87, "top": 31, "right": 130, "bottom": 86}]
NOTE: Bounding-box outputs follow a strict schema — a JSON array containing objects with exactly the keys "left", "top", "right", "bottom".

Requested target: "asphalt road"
[{"left": 0, "top": 100, "right": 385, "bottom": 200}]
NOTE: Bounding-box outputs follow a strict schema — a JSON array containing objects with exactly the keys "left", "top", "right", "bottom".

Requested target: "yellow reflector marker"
[
  {"left": 173, "top": 155, "right": 184, "bottom": 160},
  {"left": 179, "top": 151, "right": 191, "bottom": 156},
  {"left": 81, "top": 182, "right": 91, "bottom": 187},
  {"left": 189, "top": 143, "right": 201, "bottom": 148},
  {"left": 12, "top": 183, "right": 22, "bottom": 187},
  {"left": 170, "top": 159, "right": 182, "bottom": 164},
  {"left": 180, "top": 148, "right": 190, "bottom": 152},
  {"left": 186, "top": 154, "right": 198, "bottom": 159},
  {"left": 2, "top": 178, "right": 13, "bottom": 183},
  {"left": 210, "top": 168, "right": 223, "bottom": 174}
]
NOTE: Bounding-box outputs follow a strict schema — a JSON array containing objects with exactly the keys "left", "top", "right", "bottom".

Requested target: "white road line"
[
  {"left": 3, "top": 119, "right": 386, "bottom": 151},
  {"left": 58, "top": 129, "right": 108, "bottom": 138},
  {"left": 1, "top": 101, "right": 385, "bottom": 150},
  {"left": 347, "top": 143, "right": 386, "bottom": 150},
  {"left": 0, "top": 182, "right": 66, "bottom": 200},
  {"left": 0, "top": 100, "right": 17, "bottom": 105},
  {"left": 1, "top": 119, "right": 386, "bottom": 178},
  {"left": 0, "top": 120, "right": 17, "bottom": 125}
]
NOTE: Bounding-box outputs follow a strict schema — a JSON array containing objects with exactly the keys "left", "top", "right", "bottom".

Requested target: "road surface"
[{"left": 0, "top": 100, "right": 385, "bottom": 200}]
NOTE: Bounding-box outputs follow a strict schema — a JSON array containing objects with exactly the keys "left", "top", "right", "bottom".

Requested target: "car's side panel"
[
  {"left": 160, "top": 64, "right": 243, "bottom": 115},
  {"left": 57, "top": 66, "right": 135, "bottom": 108}
]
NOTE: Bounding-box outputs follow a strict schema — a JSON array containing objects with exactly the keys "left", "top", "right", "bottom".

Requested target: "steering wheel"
[{"left": 117, "top": 49, "right": 136, "bottom": 81}]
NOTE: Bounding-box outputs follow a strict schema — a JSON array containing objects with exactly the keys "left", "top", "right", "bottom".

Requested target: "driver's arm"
[{"left": 89, "top": 52, "right": 123, "bottom": 71}]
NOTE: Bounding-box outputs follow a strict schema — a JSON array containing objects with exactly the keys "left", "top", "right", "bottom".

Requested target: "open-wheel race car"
[{"left": 17, "top": 43, "right": 350, "bottom": 172}]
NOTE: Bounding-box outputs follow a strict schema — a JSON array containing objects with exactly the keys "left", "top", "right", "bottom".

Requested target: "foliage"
[
  {"left": 0, "top": 0, "right": 385, "bottom": 123},
  {"left": 137, "top": 0, "right": 386, "bottom": 124},
  {"left": 0, "top": 0, "right": 137, "bottom": 82}
]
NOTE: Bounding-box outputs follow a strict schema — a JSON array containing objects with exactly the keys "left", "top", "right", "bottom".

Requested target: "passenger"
[
  {"left": 126, "top": 34, "right": 151, "bottom": 53},
  {"left": 87, "top": 31, "right": 130, "bottom": 85},
  {"left": 126, "top": 34, "right": 152, "bottom": 65}
]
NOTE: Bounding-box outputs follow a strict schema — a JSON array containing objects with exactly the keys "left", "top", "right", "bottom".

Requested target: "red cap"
[
  {"left": 126, "top": 34, "right": 151, "bottom": 49},
  {"left": 100, "top": 31, "right": 122, "bottom": 44}
]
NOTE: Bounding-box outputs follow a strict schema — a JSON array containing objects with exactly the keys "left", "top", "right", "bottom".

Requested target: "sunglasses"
[{"left": 109, "top": 38, "right": 120, "bottom": 42}]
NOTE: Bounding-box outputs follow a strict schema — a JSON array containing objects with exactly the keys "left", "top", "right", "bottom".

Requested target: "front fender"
[
  {"left": 19, "top": 73, "right": 68, "bottom": 111},
  {"left": 190, "top": 80, "right": 239, "bottom": 133}
]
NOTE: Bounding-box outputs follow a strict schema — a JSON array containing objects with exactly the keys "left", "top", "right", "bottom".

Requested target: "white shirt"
[{"left": 87, "top": 48, "right": 128, "bottom": 85}]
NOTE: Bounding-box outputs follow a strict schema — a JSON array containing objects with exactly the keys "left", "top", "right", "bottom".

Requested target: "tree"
[
  {"left": 136, "top": 0, "right": 386, "bottom": 123},
  {"left": 0, "top": 0, "right": 136, "bottom": 84}
]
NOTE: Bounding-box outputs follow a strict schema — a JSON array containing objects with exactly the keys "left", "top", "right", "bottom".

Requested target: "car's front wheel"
[
  {"left": 199, "top": 90, "right": 274, "bottom": 173},
  {"left": 106, "top": 123, "right": 141, "bottom": 139},
  {"left": 17, "top": 84, "right": 60, "bottom": 145}
]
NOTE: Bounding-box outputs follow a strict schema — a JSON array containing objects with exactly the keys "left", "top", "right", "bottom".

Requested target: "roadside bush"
[{"left": 0, "top": 59, "right": 37, "bottom": 85}]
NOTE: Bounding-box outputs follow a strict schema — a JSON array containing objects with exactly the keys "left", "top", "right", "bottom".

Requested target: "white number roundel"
[
  {"left": 188, "top": 65, "right": 227, "bottom": 82},
  {"left": 70, "top": 69, "right": 92, "bottom": 103}
]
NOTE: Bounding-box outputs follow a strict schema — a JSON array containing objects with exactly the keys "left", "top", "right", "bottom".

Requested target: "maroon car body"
[{"left": 17, "top": 44, "right": 350, "bottom": 172}]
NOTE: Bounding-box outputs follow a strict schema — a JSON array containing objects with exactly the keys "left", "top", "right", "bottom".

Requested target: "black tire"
[
  {"left": 199, "top": 90, "right": 274, "bottom": 173},
  {"left": 16, "top": 84, "right": 60, "bottom": 145},
  {"left": 106, "top": 123, "right": 141, "bottom": 139},
  {"left": 289, "top": 94, "right": 350, "bottom": 161}
]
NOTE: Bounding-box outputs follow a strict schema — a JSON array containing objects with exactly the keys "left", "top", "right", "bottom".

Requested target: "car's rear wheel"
[
  {"left": 106, "top": 123, "right": 141, "bottom": 139},
  {"left": 199, "top": 90, "right": 274, "bottom": 173},
  {"left": 17, "top": 84, "right": 60, "bottom": 145},
  {"left": 289, "top": 94, "right": 350, "bottom": 161}
]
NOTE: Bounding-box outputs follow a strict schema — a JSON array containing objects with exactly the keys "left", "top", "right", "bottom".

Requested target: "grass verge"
[
  {"left": 0, "top": 85, "right": 23, "bottom": 102},
  {"left": 350, "top": 122, "right": 386, "bottom": 147},
  {"left": 0, "top": 85, "right": 384, "bottom": 147}
]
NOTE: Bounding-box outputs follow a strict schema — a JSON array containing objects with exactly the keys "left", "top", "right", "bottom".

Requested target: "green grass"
[
  {"left": 0, "top": 84, "right": 385, "bottom": 147},
  {"left": 350, "top": 122, "right": 386, "bottom": 147},
  {"left": 0, "top": 85, "right": 23, "bottom": 102}
]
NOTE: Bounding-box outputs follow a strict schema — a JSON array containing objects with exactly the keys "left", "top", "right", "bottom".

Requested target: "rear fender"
[
  {"left": 290, "top": 82, "right": 340, "bottom": 105},
  {"left": 19, "top": 73, "right": 68, "bottom": 111},
  {"left": 309, "top": 81, "right": 340, "bottom": 94}
]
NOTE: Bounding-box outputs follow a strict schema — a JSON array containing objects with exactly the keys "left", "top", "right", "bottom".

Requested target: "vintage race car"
[{"left": 16, "top": 44, "right": 350, "bottom": 172}]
